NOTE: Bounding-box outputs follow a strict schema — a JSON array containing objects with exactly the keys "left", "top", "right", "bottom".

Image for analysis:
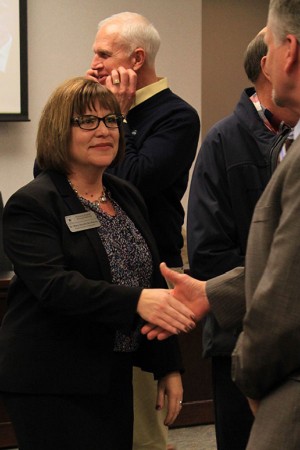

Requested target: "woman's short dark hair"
[{"left": 36, "top": 77, "right": 125, "bottom": 174}]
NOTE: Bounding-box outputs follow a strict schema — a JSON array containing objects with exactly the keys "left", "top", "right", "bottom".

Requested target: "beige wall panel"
[{"left": 202, "top": 0, "right": 269, "bottom": 138}]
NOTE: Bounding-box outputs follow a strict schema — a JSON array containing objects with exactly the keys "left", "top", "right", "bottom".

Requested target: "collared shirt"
[
  {"left": 132, "top": 77, "right": 168, "bottom": 109},
  {"left": 250, "top": 91, "right": 296, "bottom": 163},
  {"left": 293, "top": 118, "right": 300, "bottom": 140},
  {"left": 250, "top": 91, "right": 281, "bottom": 133}
]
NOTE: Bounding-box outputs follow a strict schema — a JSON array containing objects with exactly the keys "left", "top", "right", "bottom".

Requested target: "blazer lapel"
[{"left": 47, "top": 170, "right": 112, "bottom": 281}]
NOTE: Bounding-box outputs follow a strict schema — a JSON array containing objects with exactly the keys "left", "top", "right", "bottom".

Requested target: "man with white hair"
[{"left": 87, "top": 12, "right": 200, "bottom": 450}]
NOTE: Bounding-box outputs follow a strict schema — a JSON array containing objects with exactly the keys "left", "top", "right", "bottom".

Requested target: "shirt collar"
[
  {"left": 249, "top": 91, "right": 281, "bottom": 133},
  {"left": 132, "top": 77, "right": 168, "bottom": 108},
  {"left": 293, "top": 118, "right": 300, "bottom": 140}
]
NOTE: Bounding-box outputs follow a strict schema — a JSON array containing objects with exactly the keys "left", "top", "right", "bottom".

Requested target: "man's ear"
[
  {"left": 132, "top": 48, "right": 145, "bottom": 70},
  {"left": 261, "top": 55, "right": 271, "bottom": 81},
  {"left": 285, "top": 34, "right": 299, "bottom": 73}
]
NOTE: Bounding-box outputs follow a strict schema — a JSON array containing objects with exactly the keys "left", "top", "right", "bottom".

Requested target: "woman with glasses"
[{"left": 0, "top": 77, "right": 195, "bottom": 450}]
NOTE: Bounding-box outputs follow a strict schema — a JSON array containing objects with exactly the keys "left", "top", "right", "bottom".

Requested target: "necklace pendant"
[{"left": 99, "top": 191, "right": 107, "bottom": 203}]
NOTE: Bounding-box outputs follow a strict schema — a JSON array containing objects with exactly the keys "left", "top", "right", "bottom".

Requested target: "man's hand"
[
  {"left": 85, "top": 66, "right": 137, "bottom": 116},
  {"left": 106, "top": 67, "right": 137, "bottom": 115},
  {"left": 141, "top": 263, "right": 211, "bottom": 340},
  {"left": 86, "top": 68, "right": 99, "bottom": 83}
]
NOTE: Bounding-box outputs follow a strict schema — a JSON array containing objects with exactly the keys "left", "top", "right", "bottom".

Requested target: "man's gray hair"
[
  {"left": 98, "top": 12, "right": 161, "bottom": 68},
  {"left": 268, "top": 0, "right": 300, "bottom": 44},
  {"left": 244, "top": 31, "right": 267, "bottom": 83}
]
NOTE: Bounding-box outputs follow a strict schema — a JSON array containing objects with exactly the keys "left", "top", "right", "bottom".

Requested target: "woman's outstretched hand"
[
  {"left": 137, "top": 287, "right": 196, "bottom": 337},
  {"left": 141, "top": 263, "right": 211, "bottom": 340}
]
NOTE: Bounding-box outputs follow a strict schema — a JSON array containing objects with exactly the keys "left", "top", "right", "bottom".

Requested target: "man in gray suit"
[{"left": 143, "top": 1, "right": 300, "bottom": 448}]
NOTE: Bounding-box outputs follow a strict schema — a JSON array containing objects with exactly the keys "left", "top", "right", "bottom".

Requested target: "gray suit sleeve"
[{"left": 206, "top": 267, "right": 246, "bottom": 329}]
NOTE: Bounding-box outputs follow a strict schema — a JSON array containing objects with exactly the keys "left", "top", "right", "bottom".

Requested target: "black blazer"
[{"left": 0, "top": 170, "right": 182, "bottom": 394}]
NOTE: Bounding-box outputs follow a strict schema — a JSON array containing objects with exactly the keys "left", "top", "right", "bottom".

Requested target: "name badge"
[{"left": 65, "top": 211, "right": 100, "bottom": 232}]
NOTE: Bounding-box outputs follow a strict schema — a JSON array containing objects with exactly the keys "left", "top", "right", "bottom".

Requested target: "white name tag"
[{"left": 65, "top": 211, "right": 100, "bottom": 232}]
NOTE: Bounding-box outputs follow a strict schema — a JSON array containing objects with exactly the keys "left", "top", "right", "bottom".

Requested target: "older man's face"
[
  {"left": 90, "top": 24, "right": 134, "bottom": 85},
  {"left": 265, "top": 24, "right": 288, "bottom": 107},
  {"left": 265, "top": 21, "right": 300, "bottom": 112}
]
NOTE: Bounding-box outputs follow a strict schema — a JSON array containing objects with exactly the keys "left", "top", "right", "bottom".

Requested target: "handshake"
[{"left": 137, "top": 263, "right": 210, "bottom": 340}]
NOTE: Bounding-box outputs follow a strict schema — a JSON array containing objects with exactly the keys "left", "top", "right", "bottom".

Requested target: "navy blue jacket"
[
  {"left": 107, "top": 88, "right": 200, "bottom": 267},
  {"left": 187, "top": 87, "right": 289, "bottom": 356}
]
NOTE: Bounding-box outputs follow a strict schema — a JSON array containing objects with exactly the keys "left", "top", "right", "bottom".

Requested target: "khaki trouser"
[
  {"left": 133, "top": 266, "right": 183, "bottom": 450},
  {"left": 133, "top": 367, "right": 168, "bottom": 450}
]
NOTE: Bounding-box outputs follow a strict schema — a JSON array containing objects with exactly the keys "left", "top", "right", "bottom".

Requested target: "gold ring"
[{"left": 113, "top": 78, "right": 120, "bottom": 85}]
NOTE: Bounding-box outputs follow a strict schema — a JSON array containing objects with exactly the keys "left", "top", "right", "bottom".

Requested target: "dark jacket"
[
  {"left": 187, "top": 87, "right": 290, "bottom": 356},
  {"left": 107, "top": 88, "right": 200, "bottom": 267},
  {"left": 0, "top": 170, "right": 182, "bottom": 393}
]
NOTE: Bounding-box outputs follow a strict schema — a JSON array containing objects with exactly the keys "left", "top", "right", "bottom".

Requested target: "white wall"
[{"left": 0, "top": 0, "right": 202, "bottom": 209}]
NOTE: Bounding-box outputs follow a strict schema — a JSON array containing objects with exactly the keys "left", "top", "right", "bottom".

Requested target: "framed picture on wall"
[{"left": 0, "top": 0, "right": 28, "bottom": 121}]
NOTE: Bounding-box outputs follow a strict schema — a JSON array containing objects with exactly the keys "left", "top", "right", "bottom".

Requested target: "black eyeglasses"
[{"left": 71, "top": 114, "right": 123, "bottom": 130}]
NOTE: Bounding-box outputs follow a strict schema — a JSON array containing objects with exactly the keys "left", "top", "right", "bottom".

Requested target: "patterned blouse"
[{"left": 78, "top": 192, "right": 153, "bottom": 352}]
